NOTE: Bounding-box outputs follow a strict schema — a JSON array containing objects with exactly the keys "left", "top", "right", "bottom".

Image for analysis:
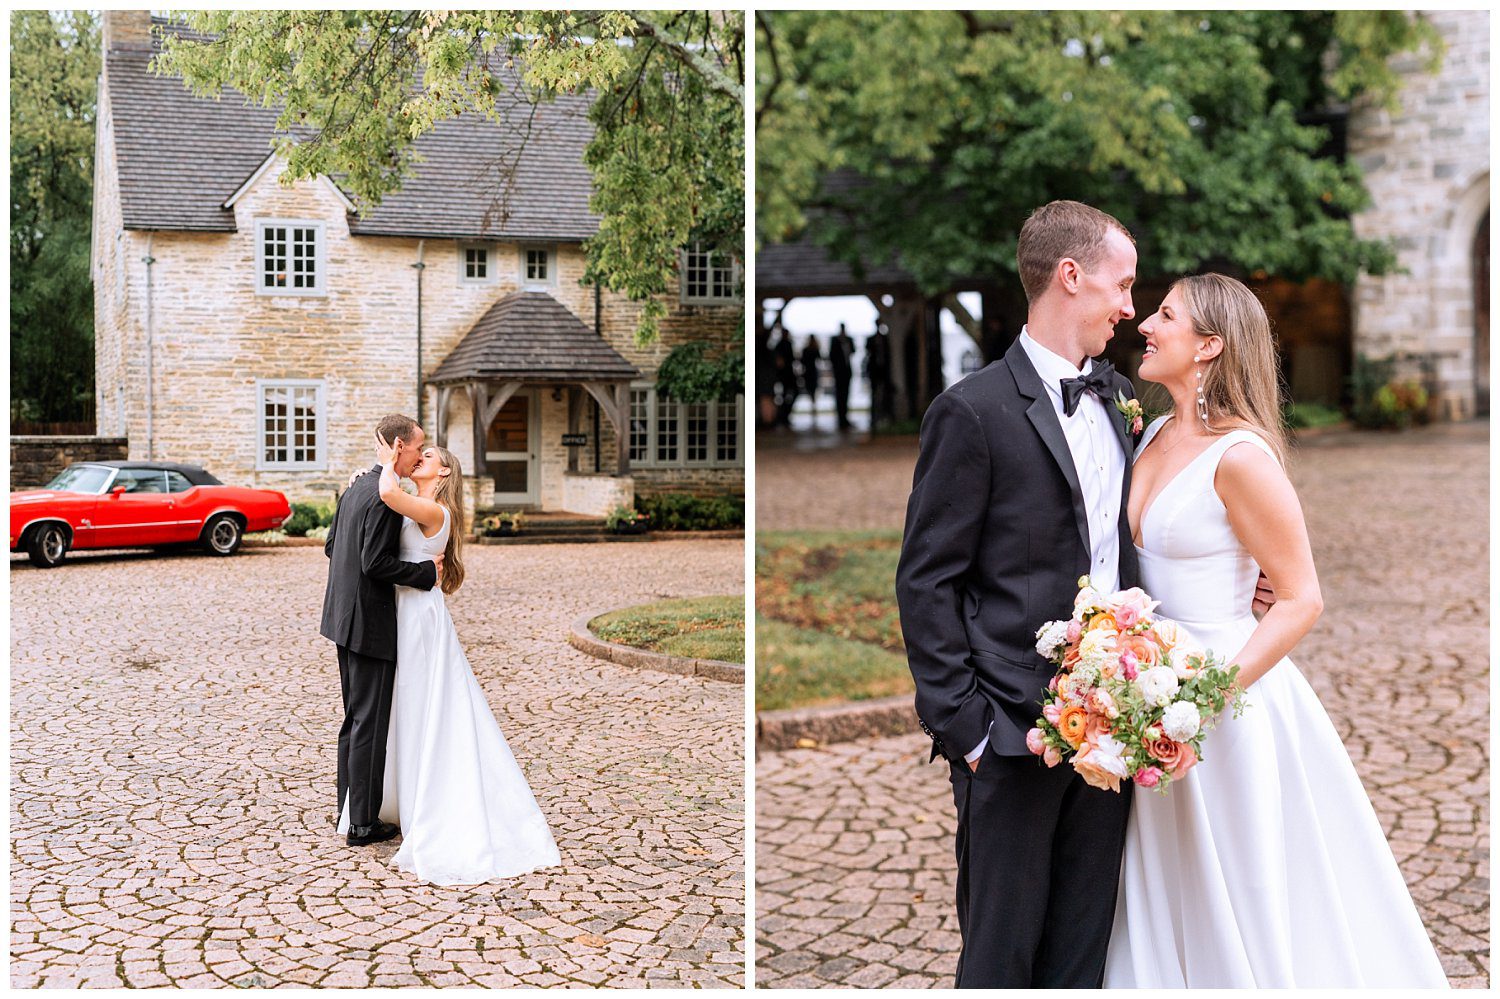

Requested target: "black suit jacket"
[
  {"left": 319, "top": 465, "right": 437, "bottom": 660},
  {"left": 896, "top": 338, "right": 1142, "bottom": 762}
]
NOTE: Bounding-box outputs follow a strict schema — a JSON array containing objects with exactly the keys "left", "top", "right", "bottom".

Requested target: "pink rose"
[
  {"left": 1043, "top": 745, "right": 1063, "bottom": 768},
  {"left": 1026, "top": 727, "right": 1046, "bottom": 756},
  {"left": 1121, "top": 658, "right": 1139, "bottom": 681},
  {"left": 1132, "top": 416, "right": 1143, "bottom": 435},
  {"left": 1066, "top": 619, "right": 1083, "bottom": 644},
  {"left": 1042, "top": 703, "right": 1063, "bottom": 725},
  {"left": 1085, "top": 711, "right": 1113, "bottom": 743},
  {"left": 1115, "top": 605, "right": 1139, "bottom": 630},
  {"left": 1086, "top": 688, "right": 1119, "bottom": 719},
  {"left": 1133, "top": 766, "right": 1164, "bottom": 788},
  {"left": 1143, "top": 736, "right": 1198, "bottom": 779}
]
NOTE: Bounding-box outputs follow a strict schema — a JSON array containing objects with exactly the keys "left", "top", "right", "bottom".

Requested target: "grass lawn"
[
  {"left": 756, "top": 529, "right": 912, "bottom": 710},
  {"left": 590, "top": 595, "right": 744, "bottom": 664}
]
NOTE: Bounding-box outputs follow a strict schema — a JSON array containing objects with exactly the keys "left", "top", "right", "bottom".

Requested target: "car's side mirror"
[{"left": 111, "top": 486, "right": 127, "bottom": 498}]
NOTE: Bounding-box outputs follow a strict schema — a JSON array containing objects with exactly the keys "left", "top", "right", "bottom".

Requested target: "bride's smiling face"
[{"left": 1137, "top": 286, "right": 1206, "bottom": 385}]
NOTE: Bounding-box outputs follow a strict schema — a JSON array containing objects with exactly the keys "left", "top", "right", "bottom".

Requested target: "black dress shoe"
[{"left": 347, "top": 820, "right": 400, "bottom": 846}]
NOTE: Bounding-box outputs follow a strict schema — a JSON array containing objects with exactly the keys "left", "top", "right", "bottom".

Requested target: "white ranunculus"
[
  {"left": 1034, "top": 620, "right": 1071, "bottom": 660},
  {"left": 1161, "top": 700, "right": 1202, "bottom": 742},
  {"left": 1136, "top": 666, "right": 1180, "bottom": 708}
]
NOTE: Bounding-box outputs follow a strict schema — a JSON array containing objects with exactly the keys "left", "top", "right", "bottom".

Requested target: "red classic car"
[{"left": 10, "top": 461, "right": 292, "bottom": 568}]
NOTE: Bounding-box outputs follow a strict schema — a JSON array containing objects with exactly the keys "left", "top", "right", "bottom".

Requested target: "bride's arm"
[
  {"left": 372, "top": 435, "right": 445, "bottom": 533},
  {"left": 1214, "top": 442, "right": 1324, "bottom": 688}
]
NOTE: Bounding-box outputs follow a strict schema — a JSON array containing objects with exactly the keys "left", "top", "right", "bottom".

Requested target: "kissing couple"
[
  {"left": 895, "top": 201, "right": 1448, "bottom": 987},
  {"left": 319, "top": 413, "right": 560, "bottom": 885}
]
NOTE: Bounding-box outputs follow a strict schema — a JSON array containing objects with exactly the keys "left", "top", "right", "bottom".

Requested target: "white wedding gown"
[
  {"left": 1104, "top": 420, "right": 1448, "bottom": 988},
  {"left": 338, "top": 507, "right": 561, "bottom": 884}
]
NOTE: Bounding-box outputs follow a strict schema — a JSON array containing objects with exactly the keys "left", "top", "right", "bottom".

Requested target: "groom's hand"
[
  {"left": 1252, "top": 572, "right": 1276, "bottom": 616},
  {"left": 432, "top": 553, "right": 444, "bottom": 582}
]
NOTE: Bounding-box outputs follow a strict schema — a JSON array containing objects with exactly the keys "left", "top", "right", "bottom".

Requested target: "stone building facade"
[
  {"left": 91, "top": 12, "right": 743, "bottom": 520},
  {"left": 1349, "top": 9, "right": 1490, "bottom": 418}
]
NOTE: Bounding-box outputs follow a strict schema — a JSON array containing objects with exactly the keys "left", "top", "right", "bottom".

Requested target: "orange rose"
[
  {"left": 1088, "top": 612, "right": 1118, "bottom": 634},
  {"left": 1117, "top": 633, "right": 1160, "bottom": 669},
  {"left": 1143, "top": 736, "right": 1198, "bottom": 779},
  {"left": 1058, "top": 706, "right": 1089, "bottom": 749}
]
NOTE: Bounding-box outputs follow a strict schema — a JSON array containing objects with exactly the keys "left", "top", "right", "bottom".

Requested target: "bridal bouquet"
[{"left": 1027, "top": 578, "right": 1246, "bottom": 794}]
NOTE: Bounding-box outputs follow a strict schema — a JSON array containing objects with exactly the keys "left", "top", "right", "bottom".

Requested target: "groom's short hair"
[
  {"left": 376, "top": 413, "right": 421, "bottom": 446},
  {"left": 1018, "top": 201, "right": 1134, "bottom": 303}
]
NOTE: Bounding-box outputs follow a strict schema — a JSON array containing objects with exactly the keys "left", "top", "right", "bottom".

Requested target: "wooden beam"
[
  {"left": 566, "top": 387, "right": 584, "bottom": 473},
  {"left": 613, "top": 382, "right": 632, "bottom": 475},
  {"left": 482, "top": 381, "right": 523, "bottom": 427},
  {"left": 468, "top": 382, "right": 488, "bottom": 477},
  {"left": 435, "top": 385, "right": 453, "bottom": 446},
  {"left": 580, "top": 381, "right": 622, "bottom": 429}
]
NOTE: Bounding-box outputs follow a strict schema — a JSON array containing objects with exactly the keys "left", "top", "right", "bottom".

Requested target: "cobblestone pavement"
[
  {"left": 12, "top": 539, "right": 745, "bottom": 988},
  {"left": 756, "top": 422, "right": 1488, "bottom": 988}
]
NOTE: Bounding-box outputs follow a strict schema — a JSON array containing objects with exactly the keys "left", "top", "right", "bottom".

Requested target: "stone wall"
[
  {"left": 562, "top": 472, "right": 634, "bottom": 516},
  {"left": 11, "top": 437, "right": 129, "bottom": 491},
  {"left": 1349, "top": 10, "right": 1489, "bottom": 418},
  {"left": 95, "top": 145, "right": 745, "bottom": 507}
]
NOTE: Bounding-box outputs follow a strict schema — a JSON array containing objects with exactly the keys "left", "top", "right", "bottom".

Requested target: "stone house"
[
  {"left": 91, "top": 11, "right": 744, "bottom": 519},
  {"left": 1349, "top": 9, "right": 1489, "bottom": 419}
]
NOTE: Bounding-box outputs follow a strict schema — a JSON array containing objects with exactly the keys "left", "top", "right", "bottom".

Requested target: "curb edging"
[
  {"left": 568, "top": 611, "right": 745, "bottom": 684},
  {"left": 756, "top": 694, "right": 919, "bottom": 750}
]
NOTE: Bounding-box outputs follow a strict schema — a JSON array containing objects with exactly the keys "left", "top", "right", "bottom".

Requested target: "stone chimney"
[{"left": 102, "top": 11, "right": 154, "bottom": 54}]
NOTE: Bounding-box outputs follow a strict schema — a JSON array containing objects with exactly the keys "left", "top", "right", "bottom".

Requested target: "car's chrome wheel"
[
  {"left": 26, "top": 524, "right": 69, "bottom": 568},
  {"left": 203, "top": 514, "right": 243, "bottom": 556}
]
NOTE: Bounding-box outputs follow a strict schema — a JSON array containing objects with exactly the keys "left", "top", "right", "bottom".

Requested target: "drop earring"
[{"left": 1195, "top": 354, "right": 1209, "bottom": 425}]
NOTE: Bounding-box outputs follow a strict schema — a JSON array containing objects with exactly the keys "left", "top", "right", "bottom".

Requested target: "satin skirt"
[
  {"left": 1103, "top": 613, "right": 1449, "bottom": 988},
  {"left": 339, "top": 586, "right": 560, "bottom": 885}
]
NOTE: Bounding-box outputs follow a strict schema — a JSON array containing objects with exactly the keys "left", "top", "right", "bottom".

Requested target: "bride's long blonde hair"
[
  {"left": 429, "top": 446, "right": 466, "bottom": 595},
  {"left": 1173, "top": 273, "right": 1289, "bottom": 466}
]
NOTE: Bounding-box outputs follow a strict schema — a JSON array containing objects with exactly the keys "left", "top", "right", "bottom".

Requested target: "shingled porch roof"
[{"left": 428, "top": 292, "right": 639, "bottom": 385}]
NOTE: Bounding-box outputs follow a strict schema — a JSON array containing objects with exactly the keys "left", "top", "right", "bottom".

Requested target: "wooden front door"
[{"left": 486, "top": 391, "right": 538, "bottom": 505}]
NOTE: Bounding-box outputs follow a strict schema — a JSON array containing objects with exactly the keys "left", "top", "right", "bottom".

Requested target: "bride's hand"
[{"left": 375, "top": 430, "right": 397, "bottom": 468}]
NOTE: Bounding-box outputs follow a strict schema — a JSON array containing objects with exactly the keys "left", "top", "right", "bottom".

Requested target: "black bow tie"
[{"left": 1060, "top": 359, "right": 1116, "bottom": 417}]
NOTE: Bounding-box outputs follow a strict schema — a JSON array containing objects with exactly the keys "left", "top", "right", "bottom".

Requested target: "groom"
[
  {"left": 896, "top": 201, "right": 1142, "bottom": 987},
  {"left": 320, "top": 413, "right": 442, "bottom": 846}
]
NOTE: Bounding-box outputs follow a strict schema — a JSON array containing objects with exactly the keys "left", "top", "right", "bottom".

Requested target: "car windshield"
[{"left": 44, "top": 465, "right": 114, "bottom": 495}]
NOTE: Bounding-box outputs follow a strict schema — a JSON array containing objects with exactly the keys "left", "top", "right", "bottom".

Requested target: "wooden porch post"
[
  {"left": 467, "top": 381, "right": 488, "bottom": 477},
  {"left": 613, "top": 382, "right": 631, "bottom": 475},
  {"left": 566, "top": 387, "right": 585, "bottom": 473},
  {"left": 434, "top": 385, "right": 453, "bottom": 447}
]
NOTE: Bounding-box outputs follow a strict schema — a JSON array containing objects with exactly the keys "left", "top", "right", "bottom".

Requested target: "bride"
[
  {"left": 1104, "top": 273, "right": 1447, "bottom": 987},
  {"left": 337, "top": 436, "right": 560, "bottom": 885}
]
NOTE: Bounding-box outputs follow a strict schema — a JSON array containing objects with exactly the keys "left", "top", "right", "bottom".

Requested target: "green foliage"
[
  {"left": 1349, "top": 354, "right": 1430, "bottom": 430},
  {"left": 654, "top": 342, "right": 745, "bottom": 403},
  {"left": 11, "top": 11, "right": 99, "bottom": 425},
  {"left": 1282, "top": 401, "right": 1345, "bottom": 430},
  {"left": 636, "top": 492, "right": 744, "bottom": 531},
  {"left": 755, "top": 615, "right": 913, "bottom": 712},
  {"left": 756, "top": 11, "right": 1441, "bottom": 290},
  {"left": 156, "top": 10, "right": 744, "bottom": 346},
  {"left": 604, "top": 504, "right": 650, "bottom": 532},
  {"left": 283, "top": 501, "right": 336, "bottom": 537}
]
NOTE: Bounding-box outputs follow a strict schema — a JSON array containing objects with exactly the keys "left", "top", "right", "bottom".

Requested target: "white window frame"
[
  {"left": 519, "top": 245, "right": 557, "bottom": 289},
  {"left": 460, "top": 242, "right": 495, "bottom": 286},
  {"left": 679, "top": 241, "right": 741, "bottom": 305},
  {"left": 254, "top": 219, "right": 326, "bottom": 297},
  {"left": 628, "top": 383, "right": 744, "bottom": 470},
  {"left": 256, "top": 379, "right": 327, "bottom": 471}
]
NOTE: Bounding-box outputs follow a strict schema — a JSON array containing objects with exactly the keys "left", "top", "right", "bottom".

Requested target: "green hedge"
[
  {"left": 635, "top": 492, "right": 744, "bottom": 531},
  {"left": 283, "top": 501, "right": 336, "bottom": 537}
]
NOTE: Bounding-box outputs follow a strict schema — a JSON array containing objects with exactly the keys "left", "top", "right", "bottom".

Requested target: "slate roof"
[
  {"left": 106, "top": 18, "right": 599, "bottom": 241},
  {"left": 427, "top": 292, "right": 639, "bottom": 384},
  {"left": 757, "top": 169, "right": 917, "bottom": 297}
]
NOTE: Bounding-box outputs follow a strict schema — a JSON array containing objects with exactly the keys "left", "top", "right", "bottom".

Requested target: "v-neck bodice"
[{"left": 1129, "top": 416, "right": 1279, "bottom": 628}]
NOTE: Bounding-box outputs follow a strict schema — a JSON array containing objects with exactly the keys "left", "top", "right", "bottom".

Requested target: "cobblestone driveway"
[
  {"left": 756, "top": 423, "right": 1488, "bottom": 988},
  {"left": 12, "top": 539, "right": 745, "bottom": 988}
]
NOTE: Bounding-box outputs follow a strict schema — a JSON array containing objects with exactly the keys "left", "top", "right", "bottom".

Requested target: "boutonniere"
[{"left": 1114, "top": 391, "right": 1144, "bottom": 436}]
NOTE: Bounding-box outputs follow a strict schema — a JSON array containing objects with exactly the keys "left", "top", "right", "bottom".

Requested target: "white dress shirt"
[{"left": 967, "top": 327, "right": 1127, "bottom": 763}]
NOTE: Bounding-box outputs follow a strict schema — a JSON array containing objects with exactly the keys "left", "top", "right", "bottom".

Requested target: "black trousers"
[
  {"left": 949, "top": 749, "right": 1132, "bottom": 988},
  {"left": 336, "top": 645, "right": 397, "bottom": 828}
]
